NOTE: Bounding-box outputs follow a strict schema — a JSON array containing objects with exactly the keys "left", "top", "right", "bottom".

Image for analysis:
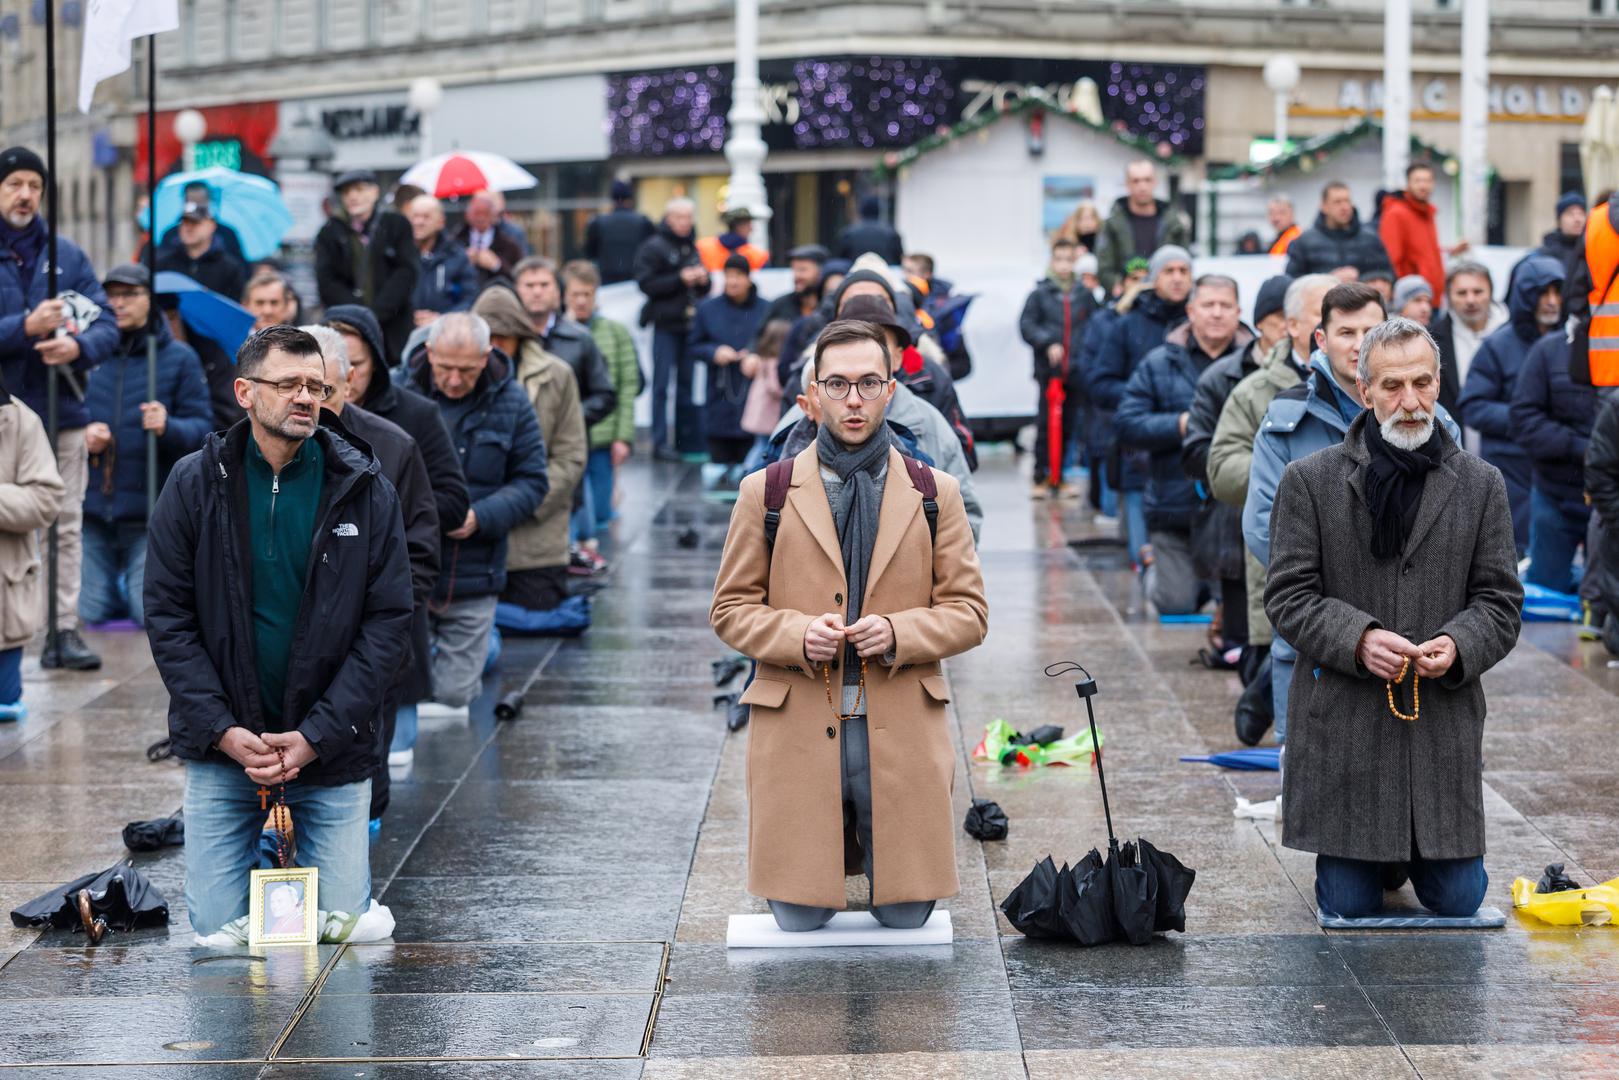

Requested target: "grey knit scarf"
[{"left": 817, "top": 422, "right": 891, "bottom": 680}]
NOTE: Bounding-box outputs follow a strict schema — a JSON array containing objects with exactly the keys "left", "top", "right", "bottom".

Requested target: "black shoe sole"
[{"left": 40, "top": 654, "right": 102, "bottom": 671}]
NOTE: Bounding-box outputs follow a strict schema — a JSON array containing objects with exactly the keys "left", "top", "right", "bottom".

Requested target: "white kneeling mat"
[{"left": 726, "top": 909, "right": 953, "bottom": 948}]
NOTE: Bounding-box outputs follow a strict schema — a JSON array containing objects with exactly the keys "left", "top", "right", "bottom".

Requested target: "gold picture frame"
[{"left": 248, "top": 866, "right": 319, "bottom": 948}]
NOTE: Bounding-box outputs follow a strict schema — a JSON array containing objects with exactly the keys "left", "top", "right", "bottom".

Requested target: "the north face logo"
[{"left": 333, "top": 523, "right": 359, "bottom": 537}]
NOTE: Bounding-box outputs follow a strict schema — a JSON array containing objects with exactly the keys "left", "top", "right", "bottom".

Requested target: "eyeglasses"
[
  {"left": 816, "top": 376, "right": 889, "bottom": 401},
  {"left": 245, "top": 376, "right": 337, "bottom": 402}
]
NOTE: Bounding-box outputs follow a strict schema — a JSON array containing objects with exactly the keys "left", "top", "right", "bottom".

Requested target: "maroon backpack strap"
[
  {"left": 762, "top": 458, "right": 793, "bottom": 550},
  {"left": 900, "top": 454, "right": 940, "bottom": 544}
]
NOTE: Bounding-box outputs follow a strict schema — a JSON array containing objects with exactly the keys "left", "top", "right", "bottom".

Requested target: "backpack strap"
[
  {"left": 762, "top": 458, "right": 793, "bottom": 551},
  {"left": 901, "top": 454, "right": 940, "bottom": 545}
]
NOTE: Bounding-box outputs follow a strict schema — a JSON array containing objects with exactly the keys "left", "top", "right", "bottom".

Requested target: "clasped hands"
[
  {"left": 1356, "top": 628, "right": 1456, "bottom": 682},
  {"left": 218, "top": 726, "right": 317, "bottom": 785},
  {"left": 804, "top": 612, "right": 894, "bottom": 663}
]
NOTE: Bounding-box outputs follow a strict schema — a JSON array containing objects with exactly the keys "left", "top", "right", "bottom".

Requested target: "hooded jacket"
[
  {"left": 84, "top": 319, "right": 212, "bottom": 525},
  {"left": 1117, "top": 322, "right": 1253, "bottom": 530},
  {"left": 144, "top": 422, "right": 414, "bottom": 786},
  {"left": 505, "top": 339, "right": 588, "bottom": 574},
  {"left": 1379, "top": 190, "right": 1445, "bottom": 298},
  {"left": 1285, "top": 210, "right": 1394, "bottom": 283},
  {"left": 327, "top": 304, "right": 469, "bottom": 538},
  {"left": 1096, "top": 196, "right": 1192, "bottom": 291},
  {"left": 399, "top": 348, "right": 550, "bottom": 601},
  {"left": 0, "top": 224, "right": 117, "bottom": 429},
  {"left": 1509, "top": 332, "right": 1599, "bottom": 516}
]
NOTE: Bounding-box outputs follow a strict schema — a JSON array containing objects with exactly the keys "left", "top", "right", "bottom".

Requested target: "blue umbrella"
[
  {"left": 150, "top": 167, "right": 293, "bottom": 262},
  {"left": 154, "top": 272, "right": 256, "bottom": 359},
  {"left": 1179, "top": 746, "right": 1281, "bottom": 771}
]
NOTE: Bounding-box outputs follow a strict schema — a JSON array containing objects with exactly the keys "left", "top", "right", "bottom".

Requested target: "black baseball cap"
[
  {"left": 788, "top": 244, "right": 830, "bottom": 264},
  {"left": 334, "top": 168, "right": 379, "bottom": 191},
  {"left": 104, "top": 264, "right": 152, "bottom": 290}
]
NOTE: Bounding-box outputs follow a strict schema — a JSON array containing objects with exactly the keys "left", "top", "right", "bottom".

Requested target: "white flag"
[{"left": 78, "top": 0, "right": 180, "bottom": 114}]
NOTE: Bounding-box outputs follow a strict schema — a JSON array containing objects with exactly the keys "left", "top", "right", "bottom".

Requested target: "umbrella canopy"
[
  {"left": 1001, "top": 663, "right": 1197, "bottom": 946},
  {"left": 155, "top": 271, "right": 257, "bottom": 359},
  {"left": 400, "top": 151, "right": 539, "bottom": 199},
  {"left": 1180, "top": 746, "right": 1282, "bottom": 771},
  {"left": 151, "top": 166, "right": 294, "bottom": 262},
  {"left": 10, "top": 861, "right": 169, "bottom": 935}
]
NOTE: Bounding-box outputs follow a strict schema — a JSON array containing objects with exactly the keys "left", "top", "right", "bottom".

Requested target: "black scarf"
[
  {"left": 1363, "top": 418, "right": 1444, "bottom": 560},
  {"left": 2, "top": 215, "right": 48, "bottom": 283},
  {"left": 816, "top": 422, "right": 891, "bottom": 682}
]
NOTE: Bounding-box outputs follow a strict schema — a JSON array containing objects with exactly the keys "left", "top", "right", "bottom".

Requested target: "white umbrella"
[{"left": 399, "top": 151, "right": 539, "bottom": 199}]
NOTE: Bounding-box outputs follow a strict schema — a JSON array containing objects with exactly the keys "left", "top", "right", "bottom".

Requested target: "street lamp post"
[
  {"left": 1460, "top": 0, "right": 1490, "bottom": 248},
  {"left": 723, "top": 0, "right": 771, "bottom": 227},
  {"left": 409, "top": 76, "right": 443, "bottom": 160},
  {"left": 173, "top": 108, "right": 206, "bottom": 171},
  {"left": 1262, "top": 55, "right": 1300, "bottom": 151},
  {"left": 1383, "top": 0, "right": 1413, "bottom": 191}
]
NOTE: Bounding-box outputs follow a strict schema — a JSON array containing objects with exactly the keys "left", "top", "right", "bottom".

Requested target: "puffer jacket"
[
  {"left": 1585, "top": 394, "right": 1619, "bottom": 616},
  {"left": 1379, "top": 191, "right": 1444, "bottom": 298},
  {"left": 412, "top": 233, "right": 479, "bottom": 315},
  {"left": 0, "top": 226, "right": 117, "bottom": 429},
  {"left": 0, "top": 391, "right": 63, "bottom": 649},
  {"left": 1510, "top": 333, "right": 1600, "bottom": 517},
  {"left": 1087, "top": 287, "right": 1186, "bottom": 490},
  {"left": 1284, "top": 210, "right": 1394, "bottom": 283},
  {"left": 1179, "top": 333, "right": 1261, "bottom": 580}
]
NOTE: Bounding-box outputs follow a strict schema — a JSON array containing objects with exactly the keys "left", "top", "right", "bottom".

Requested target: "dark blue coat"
[
  {"left": 1086, "top": 289, "right": 1185, "bottom": 490},
  {"left": 688, "top": 289, "right": 770, "bottom": 442},
  {"left": 0, "top": 230, "right": 116, "bottom": 429},
  {"left": 412, "top": 235, "right": 479, "bottom": 315},
  {"left": 83, "top": 322, "right": 212, "bottom": 525},
  {"left": 399, "top": 349, "right": 549, "bottom": 601},
  {"left": 1510, "top": 332, "right": 1600, "bottom": 517},
  {"left": 1117, "top": 323, "right": 1248, "bottom": 531}
]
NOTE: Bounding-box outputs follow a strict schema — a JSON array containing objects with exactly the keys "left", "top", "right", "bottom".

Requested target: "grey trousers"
[
  {"left": 1146, "top": 527, "right": 1211, "bottom": 616},
  {"left": 767, "top": 716, "right": 938, "bottom": 932},
  {"left": 427, "top": 594, "right": 498, "bottom": 708}
]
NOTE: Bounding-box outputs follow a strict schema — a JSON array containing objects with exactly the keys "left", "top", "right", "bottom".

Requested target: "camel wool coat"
[{"left": 711, "top": 444, "right": 988, "bottom": 909}]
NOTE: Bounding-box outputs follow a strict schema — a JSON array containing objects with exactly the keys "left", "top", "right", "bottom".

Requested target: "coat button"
[
  {"left": 830, "top": 659, "right": 839, "bottom": 671},
  {"left": 826, "top": 726, "right": 836, "bottom": 739},
  {"left": 1402, "top": 563, "right": 1413, "bottom": 575},
  {"left": 834, "top": 592, "right": 843, "bottom": 605}
]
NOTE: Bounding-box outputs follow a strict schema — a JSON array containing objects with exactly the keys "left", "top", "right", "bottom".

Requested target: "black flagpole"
[
  {"left": 145, "top": 35, "right": 158, "bottom": 518},
  {"left": 43, "top": 0, "right": 60, "bottom": 656}
]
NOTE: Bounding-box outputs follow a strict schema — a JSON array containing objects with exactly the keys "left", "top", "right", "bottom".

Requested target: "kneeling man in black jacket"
[{"left": 144, "top": 325, "right": 413, "bottom": 941}]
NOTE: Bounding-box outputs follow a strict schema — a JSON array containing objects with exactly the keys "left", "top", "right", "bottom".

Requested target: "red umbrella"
[
  {"left": 399, "top": 151, "right": 539, "bottom": 199},
  {"left": 1045, "top": 294, "right": 1074, "bottom": 492}
]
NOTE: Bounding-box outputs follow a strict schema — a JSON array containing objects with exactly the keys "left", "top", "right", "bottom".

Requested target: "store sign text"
[
  {"left": 1338, "top": 78, "right": 1589, "bottom": 118},
  {"left": 960, "top": 79, "right": 1105, "bottom": 125}
]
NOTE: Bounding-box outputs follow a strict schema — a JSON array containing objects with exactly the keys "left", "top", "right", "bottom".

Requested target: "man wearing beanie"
[
  {"left": 0, "top": 146, "right": 118, "bottom": 671},
  {"left": 1537, "top": 192, "right": 1587, "bottom": 281},
  {"left": 1393, "top": 276, "right": 1435, "bottom": 324},
  {"left": 1088, "top": 244, "right": 1193, "bottom": 565}
]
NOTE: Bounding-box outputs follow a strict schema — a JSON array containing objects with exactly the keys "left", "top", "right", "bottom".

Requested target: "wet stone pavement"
[{"left": 2, "top": 446, "right": 1618, "bottom": 1078}]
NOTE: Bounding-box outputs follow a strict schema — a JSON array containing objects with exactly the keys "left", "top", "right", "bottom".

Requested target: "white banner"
[{"left": 78, "top": 0, "right": 179, "bottom": 114}]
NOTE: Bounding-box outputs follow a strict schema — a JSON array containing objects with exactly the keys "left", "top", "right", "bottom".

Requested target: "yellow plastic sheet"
[{"left": 1510, "top": 876, "right": 1619, "bottom": 926}]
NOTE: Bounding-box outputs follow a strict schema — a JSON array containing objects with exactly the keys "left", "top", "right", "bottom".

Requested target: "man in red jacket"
[{"left": 1380, "top": 162, "right": 1462, "bottom": 299}]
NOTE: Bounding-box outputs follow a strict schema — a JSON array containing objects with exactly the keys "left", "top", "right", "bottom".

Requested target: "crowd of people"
[{"left": 1019, "top": 157, "right": 1619, "bottom": 754}]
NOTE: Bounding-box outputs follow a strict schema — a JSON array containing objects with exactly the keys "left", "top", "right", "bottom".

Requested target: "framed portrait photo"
[{"left": 248, "top": 866, "right": 319, "bottom": 947}]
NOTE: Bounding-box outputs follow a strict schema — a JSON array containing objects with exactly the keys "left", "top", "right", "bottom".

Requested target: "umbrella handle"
[{"left": 1045, "top": 661, "right": 1117, "bottom": 845}]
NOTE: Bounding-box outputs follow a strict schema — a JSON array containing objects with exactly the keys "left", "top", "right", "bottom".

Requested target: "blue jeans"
[
  {"left": 570, "top": 475, "right": 597, "bottom": 544},
  {"left": 80, "top": 517, "right": 147, "bottom": 624},
  {"left": 1316, "top": 850, "right": 1488, "bottom": 918},
  {"left": 183, "top": 760, "right": 372, "bottom": 936},
  {"left": 1123, "top": 490, "right": 1149, "bottom": 565},
  {"left": 0, "top": 646, "right": 21, "bottom": 706},
  {"left": 652, "top": 328, "right": 702, "bottom": 453},
  {"left": 586, "top": 447, "right": 616, "bottom": 529},
  {"left": 1526, "top": 486, "right": 1590, "bottom": 594},
  {"left": 391, "top": 703, "right": 418, "bottom": 754},
  {"left": 1096, "top": 470, "right": 1119, "bottom": 517},
  {"left": 1272, "top": 636, "right": 1297, "bottom": 744}
]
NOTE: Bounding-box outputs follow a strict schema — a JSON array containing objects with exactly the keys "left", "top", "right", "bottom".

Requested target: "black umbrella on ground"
[
  {"left": 1001, "top": 662, "right": 1196, "bottom": 946},
  {"left": 11, "top": 861, "right": 169, "bottom": 944}
]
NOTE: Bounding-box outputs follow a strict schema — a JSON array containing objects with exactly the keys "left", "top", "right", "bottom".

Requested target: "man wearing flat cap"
[
  {"left": 0, "top": 145, "right": 119, "bottom": 670},
  {"left": 315, "top": 169, "right": 419, "bottom": 364}
]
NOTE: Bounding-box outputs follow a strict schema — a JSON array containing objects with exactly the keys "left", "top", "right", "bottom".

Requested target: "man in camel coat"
[{"left": 711, "top": 319, "right": 987, "bottom": 930}]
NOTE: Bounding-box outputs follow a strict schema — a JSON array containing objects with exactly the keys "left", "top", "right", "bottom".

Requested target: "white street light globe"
[
  {"left": 173, "top": 108, "right": 207, "bottom": 146},
  {"left": 408, "top": 77, "right": 444, "bottom": 115},
  {"left": 1263, "top": 55, "right": 1301, "bottom": 95}
]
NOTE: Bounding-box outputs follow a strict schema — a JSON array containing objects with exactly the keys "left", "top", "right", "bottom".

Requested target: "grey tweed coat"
[{"left": 1265, "top": 412, "right": 1522, "bottom": 862}]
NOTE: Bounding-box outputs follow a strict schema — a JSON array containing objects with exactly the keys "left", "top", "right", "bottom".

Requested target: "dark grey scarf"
[{"left": 817, "top": 422, "right": 891, "bottom": 680}]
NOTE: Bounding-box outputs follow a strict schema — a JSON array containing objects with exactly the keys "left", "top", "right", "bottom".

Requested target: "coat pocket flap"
[
  {"left": 920, "top": 675, "right": 951, "bottom": 703},
  {"left": 739, "top": 678, "right": 790, "bottom": 709}
]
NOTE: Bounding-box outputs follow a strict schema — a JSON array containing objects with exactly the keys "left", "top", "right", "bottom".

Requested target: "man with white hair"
[
  {"left": 633, "top": 196, "right": 711, "bottom": 460},
  {"left": 399, "top": 312, "right": 549, "bottom": 714},
  {"left": 455, "top": 190, "right": 525, "bottom": 287},
  {"left": 1265, "top": 316, "right": 1521, "bottom": 919},
  {"left": 304, "top": 325, "right": 440, "bottom": 815}
]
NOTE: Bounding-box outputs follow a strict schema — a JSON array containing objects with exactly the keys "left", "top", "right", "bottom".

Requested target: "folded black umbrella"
[
  {"left": 964, "top": 798, "right": 1008, "bottom": 841},
  {"left": 1000, "top": 662, "right": 1197, "bottom": 947},
  {"left": 123, "top": 813, "right": 184, "bottom": 852},
  {"left": 10, "top": 862, "right": 169, "bottom": 936},
  {"left": 1538, "top": 863, "right": 1583, "bottom": 893},
  {"left": 1011, "top": 724, "right": 1064, "bottom": 747}
]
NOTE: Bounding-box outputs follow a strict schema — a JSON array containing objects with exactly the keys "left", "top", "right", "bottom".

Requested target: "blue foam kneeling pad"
[{"left": 1318, "top": 905, "right": 1506, "bottom": 930}]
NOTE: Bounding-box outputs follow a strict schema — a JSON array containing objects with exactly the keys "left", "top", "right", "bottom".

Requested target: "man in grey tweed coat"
[{"left": 1265, "top": 316, "right": 1522, "bottom": 919}]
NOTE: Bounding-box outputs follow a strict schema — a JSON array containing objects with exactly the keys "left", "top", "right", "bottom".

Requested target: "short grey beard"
[
  {"left": 2, "top": 207, "right": 35, "bottom": 229},
  {"left": 1380, "top": 410, "right": 1434, "bottom": 451}
]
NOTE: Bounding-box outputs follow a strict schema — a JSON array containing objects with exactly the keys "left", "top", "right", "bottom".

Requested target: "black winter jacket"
[
  {"left": 1019, "top": 277, "right": 1097, "bottom": 388},
  {"left": 1510, "top": 333, "right": 1600, "bottom": 516},
  {"left": 833, "top": 220, "right": 905, "bottom": 266},
  {"left": 1180, "top": 334, "right": 1261, "bottom": 579},
  {"left": 1284, "top": 211, "right": 1394, "bottom": 282},
  {"left": 1586, "top": 395, "right": 1619, "bottom": 611},
  {"left": 314, "top": 211, "right": 420, "bottom": 365},
  {"left": 584, "top": 208, "right": 656, "bottom": 285},
  {"left": 540, "top": 316, "right": 618, "bottom": 427},
  {"left": 633, "top": 224, "right": 709, "bottom": 332},
  {"left": 144, "top": 423, "right": 414, "bottom": 786}
]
